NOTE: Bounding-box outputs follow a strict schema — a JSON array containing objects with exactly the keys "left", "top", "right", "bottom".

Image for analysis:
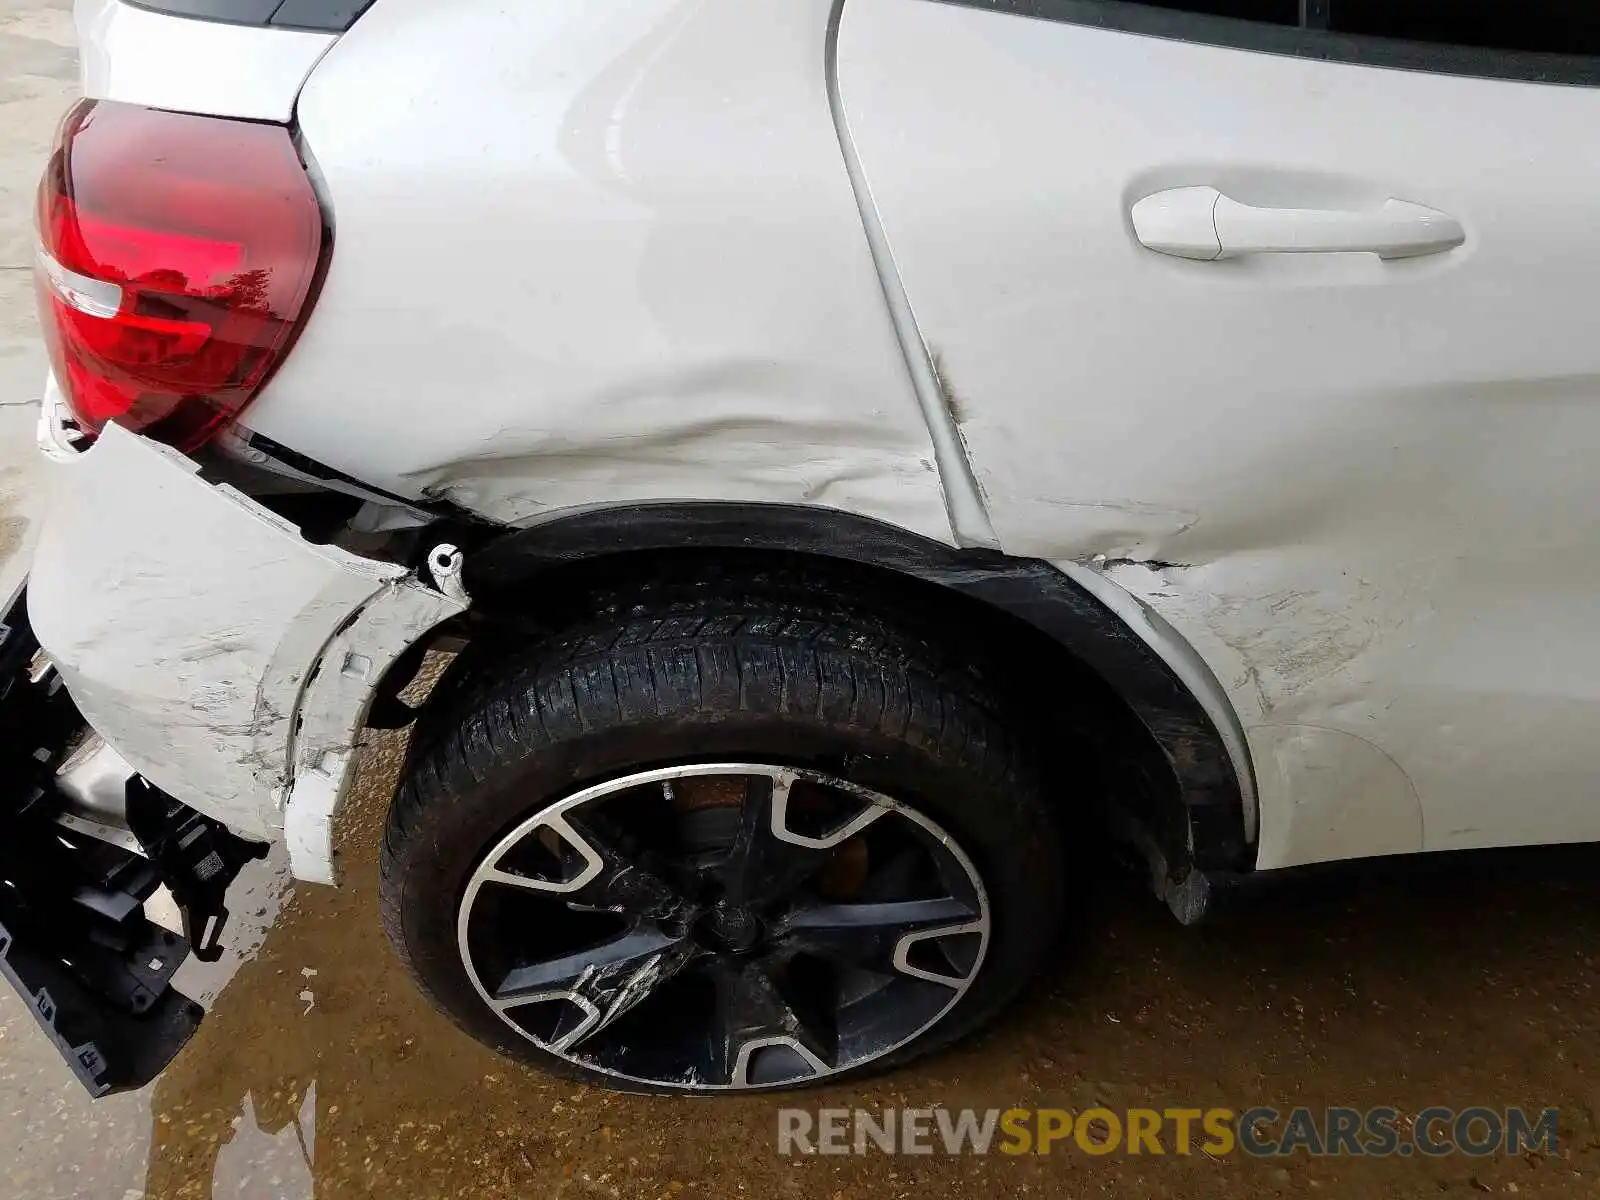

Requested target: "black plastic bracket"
[
  {"left": 0, "top": 584, "right": 263, "bottom": 1094},
  {"left": 0, "top": 915, "right": 202, "bottom": 1097},
  {"left": 126, "top": 780, "right": 267, "bottom": 962}
]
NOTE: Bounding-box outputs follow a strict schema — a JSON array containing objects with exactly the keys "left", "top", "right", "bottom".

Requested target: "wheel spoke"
[
  {"left": 854, "top": 845, "right": 923, "bottom": 902},
  {"left": 494, "top": 927, "right": 677, "bottom": 1002},
  {"left": 716, "top": 772, "right": 888, "bottom": 909},
  {"left": 709, "top": 956, "right": 836, "bottom": 1087},
  {"left": 459, "top": 763, "right": 993, "bottom": 1088},
  {"left": 483, "top": 811, "right": 695, "bottom": 925},
  {"left": 778, "top": 897, "right": 981, "bottom": 984},
  {"left": 493, "top": 925, "right": 702, "bottom": 1050},
  {"left": 561, "top": 813, "right": 697, "bottom": 921}
]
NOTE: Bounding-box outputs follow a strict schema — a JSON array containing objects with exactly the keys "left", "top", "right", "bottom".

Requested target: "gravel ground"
[{"left": 1, "top": 4, "right": 1597, "bottom": 1198}]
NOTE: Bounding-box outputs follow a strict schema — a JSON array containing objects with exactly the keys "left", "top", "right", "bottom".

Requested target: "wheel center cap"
[{"left": 697, "top": 899, "right": 762, "bottom": 952}]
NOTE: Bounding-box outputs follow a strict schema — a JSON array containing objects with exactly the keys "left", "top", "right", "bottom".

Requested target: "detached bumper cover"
[{"left": 28, "top": 422, "right": 466, "bottom": 881}]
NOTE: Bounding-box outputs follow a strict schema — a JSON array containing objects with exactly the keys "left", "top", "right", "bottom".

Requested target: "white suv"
[{"left": 7, "top": 0, "right": 1599, "bottom": 1096}]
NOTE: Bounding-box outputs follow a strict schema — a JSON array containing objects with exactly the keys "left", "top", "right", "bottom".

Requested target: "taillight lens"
[{"left": 34, "top": 100, "right": 327, "bottom": 452}]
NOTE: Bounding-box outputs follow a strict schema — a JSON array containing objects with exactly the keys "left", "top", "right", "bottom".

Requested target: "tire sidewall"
[{"left": 388, "top": 709, "right": 1062, "bottom": 1092}]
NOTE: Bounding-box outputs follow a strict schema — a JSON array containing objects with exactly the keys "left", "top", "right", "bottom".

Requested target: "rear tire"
[{"left": 380, "top": 575, "right": 1064, "bottom": 1093}]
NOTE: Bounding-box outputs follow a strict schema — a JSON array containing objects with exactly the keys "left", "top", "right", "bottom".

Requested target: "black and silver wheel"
[{"left": 381, "top": 574, "right": 1063, "bottom": 1093}]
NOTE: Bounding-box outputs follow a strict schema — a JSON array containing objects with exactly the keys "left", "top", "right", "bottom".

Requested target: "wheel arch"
[{"left": 432, "top": 503, "right": 1253, "bottom": 918}]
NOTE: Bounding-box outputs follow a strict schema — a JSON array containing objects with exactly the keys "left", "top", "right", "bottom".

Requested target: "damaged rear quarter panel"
[
  {"left": 27, "top": 424, "right": 442, "bottom": 844},
  {"left": 241, "top": 0, "right": 953, "bottom": 545}
]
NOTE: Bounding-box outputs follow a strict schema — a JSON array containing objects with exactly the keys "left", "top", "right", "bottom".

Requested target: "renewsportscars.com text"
[{"left": 777, "top": 1106, "right": 1558, "bottom": 1158}]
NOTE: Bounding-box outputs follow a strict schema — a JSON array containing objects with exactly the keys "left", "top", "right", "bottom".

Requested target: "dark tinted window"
[
  {"left": 941, "top": 0, "right": 1600, "bottom": 85},
  {"left": 122, "top": 0, "right": 375, "bottom": 32},
  {"left": 1329, "top": 2, "right": 1600, "bottom": 57},
  {"left": 124, "top": 0, "right": 279, "bottom": 22},
  {"left": 1130, "top": 0, "right": 1296, "bottom": 23},
  {"left": 1111, "top": 0, "right": 1600, "bottom": 56}
]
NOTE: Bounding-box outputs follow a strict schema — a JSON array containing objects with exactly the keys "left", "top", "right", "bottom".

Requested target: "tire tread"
[{"left": 379, "top": 570, "right": 1061, "bottom": 1090}]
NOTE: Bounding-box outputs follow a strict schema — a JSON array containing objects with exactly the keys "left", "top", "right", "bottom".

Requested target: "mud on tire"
[{"left": 379, "top": 573, "right": 1065, "bottom": 1092}]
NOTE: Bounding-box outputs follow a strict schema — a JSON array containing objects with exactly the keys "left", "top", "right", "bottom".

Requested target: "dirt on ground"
[
  {"left": 2, "top": 5, "right": 1592, "bottom": 1199},
  {"left": 128, "top": 727, "right": 1600, "bottom": 1200}
]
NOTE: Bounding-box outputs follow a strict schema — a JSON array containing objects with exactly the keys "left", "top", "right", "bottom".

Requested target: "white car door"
[{"left": 838, "top": 0, "right": 1600, "bottom": 867}]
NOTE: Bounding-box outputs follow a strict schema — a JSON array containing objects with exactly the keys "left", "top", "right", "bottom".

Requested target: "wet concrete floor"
[{"left": 1, "top": 3, "right": 1597, "bottom": 1197}]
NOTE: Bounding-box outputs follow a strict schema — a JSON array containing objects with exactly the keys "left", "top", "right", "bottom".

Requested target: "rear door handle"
[{"left": 1132, "top": 185, "right": 1465, "bottom": 261}]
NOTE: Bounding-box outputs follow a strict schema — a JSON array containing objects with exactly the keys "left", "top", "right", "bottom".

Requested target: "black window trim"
[
  {"left": 120, "top": 0, "right": 375, "bottom": 35},
  {"left": 927, "top": 0, "right": 1600, "bottom": 88}
]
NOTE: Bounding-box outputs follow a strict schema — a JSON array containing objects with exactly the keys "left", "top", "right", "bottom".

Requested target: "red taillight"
[{"left": 34, "top": 100, "right": 327, "bottom": 451}]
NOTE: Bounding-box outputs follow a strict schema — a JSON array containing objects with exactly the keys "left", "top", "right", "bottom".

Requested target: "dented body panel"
[
  {"left": 839, "top": 0, "right": 1600, "bottom": 866},
  {"left": 43, "top": 0, "right": 1600, "bottom": 895},
  {"left": 240, "top": 0, "right": 954, "bottom": 546},
  {"left": 27, "top": 424, "right": 464, "bottom": 874}
]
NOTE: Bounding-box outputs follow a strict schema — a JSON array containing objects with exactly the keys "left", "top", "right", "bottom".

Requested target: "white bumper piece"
[{"left": 28, "top": 423, "right": 466, "bottom": 884}]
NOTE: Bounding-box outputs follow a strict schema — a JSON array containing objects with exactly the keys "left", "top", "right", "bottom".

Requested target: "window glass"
[
  {"left": 1329, "top": 2, "right": 1600, "bottom": 57},
  {"left": 1120, "top": 0, "right": 1600, "bottom": 56}
]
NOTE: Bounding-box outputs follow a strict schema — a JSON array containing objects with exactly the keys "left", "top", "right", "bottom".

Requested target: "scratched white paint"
[
  {"left": 239, "top": 0, "right": 954, "bottom": 546},
  {"left": 55, "top": 0, "right": 1600, "bottom": 877},
  {"left": 284, "top": 578, "right": 466, "bottom": 884},
  {"left": 26, "top": 423, "right": 461, "bottom": 870},
  {"left": 841, "top": 0, "right": 1600, "bottom": 866}
]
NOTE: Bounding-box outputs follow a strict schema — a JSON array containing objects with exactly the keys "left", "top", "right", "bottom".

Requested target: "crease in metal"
[{"left": 822, "top": 0, "right": 1001, "bottom": 551}]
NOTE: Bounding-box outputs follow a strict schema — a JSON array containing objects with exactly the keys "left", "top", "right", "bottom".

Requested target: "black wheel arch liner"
[{"left": 459, "top": 503, "right": 1253, "bottom": 915}]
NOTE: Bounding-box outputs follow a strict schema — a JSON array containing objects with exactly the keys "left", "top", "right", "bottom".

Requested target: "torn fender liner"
[{"left": 28, "top": 423, "right": 465, "bottom": 858}]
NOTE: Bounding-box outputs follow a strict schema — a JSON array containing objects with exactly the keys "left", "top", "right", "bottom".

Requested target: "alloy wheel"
[{"left": 455, "top": 763, "right": 991, "bottom": 1090}]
